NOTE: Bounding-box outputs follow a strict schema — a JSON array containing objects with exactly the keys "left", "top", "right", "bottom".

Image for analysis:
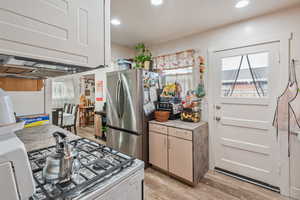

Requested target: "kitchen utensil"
[{"left": 43, "top": 132, "right": 79, "bottom": 183}]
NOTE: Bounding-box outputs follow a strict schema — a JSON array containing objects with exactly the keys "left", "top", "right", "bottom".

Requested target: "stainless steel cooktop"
[{"left": 28, "top": 138, "right": 135, "bottom": 200}]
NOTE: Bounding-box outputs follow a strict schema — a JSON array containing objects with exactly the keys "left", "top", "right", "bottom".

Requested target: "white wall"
[
  {"left": 149, "top": 6, "right": 300, "bottom": 198},
  {"left": 111, "top": 43, "right": 135, "bottom": 62},
  {"left": 150, "top": 6, "right": 300, "bottom": 59},
  {"left": 8, "top": 89, "right": 45, "bottom": 116}
]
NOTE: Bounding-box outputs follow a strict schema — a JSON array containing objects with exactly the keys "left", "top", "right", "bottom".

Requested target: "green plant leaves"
[{"left": 134, "top": 43, "right": 152, "bottom": 68}]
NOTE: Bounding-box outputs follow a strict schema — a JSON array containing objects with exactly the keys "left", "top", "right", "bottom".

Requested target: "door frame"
[{"left": 207, "top": 32, "right": 292, "bottom": 196}]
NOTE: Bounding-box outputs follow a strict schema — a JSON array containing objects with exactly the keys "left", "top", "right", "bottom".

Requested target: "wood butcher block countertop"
[
  {"left": 16, "top": 124, "right": 80, "bottom": 152},
  {"left": 149, "top": 119, "right": 208, "bottom": 131}
]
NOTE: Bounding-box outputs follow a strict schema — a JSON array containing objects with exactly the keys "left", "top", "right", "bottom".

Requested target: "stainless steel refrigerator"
[{"left": 106, "top": 69, "right": 159, "bottom": 163}]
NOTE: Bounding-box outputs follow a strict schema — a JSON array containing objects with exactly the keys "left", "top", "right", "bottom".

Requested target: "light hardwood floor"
[
  {"left": 145, "top": 168, "right": 290, "bottom": 200},
  {"left": 76, "top": 127, "right": 290, "bottom": 200}
]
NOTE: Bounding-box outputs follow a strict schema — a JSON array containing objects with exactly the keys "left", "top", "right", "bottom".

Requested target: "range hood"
[{"left": 0, "top": 54, "right": 97, "bottom": 79}]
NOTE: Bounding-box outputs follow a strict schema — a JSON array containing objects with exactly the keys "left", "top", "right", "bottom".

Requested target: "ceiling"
[{"left": 111, "top": 0, "right": 300, "bottom": 47}]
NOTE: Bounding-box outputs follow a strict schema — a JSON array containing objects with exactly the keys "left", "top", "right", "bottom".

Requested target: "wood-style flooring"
[
  {"left": 76, "top": 126, "right": 290, "bottom": 200},
  {"left": 145, "top": 168, "right": 289, "bottom": 200}
]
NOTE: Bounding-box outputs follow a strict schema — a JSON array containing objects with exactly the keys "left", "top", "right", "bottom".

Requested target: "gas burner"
[
  {"left": 28, "top": 138, "right": 135, "bottom": 200},
  {"left": 92, "top": 160, "right": 110, "bottom": 171}
]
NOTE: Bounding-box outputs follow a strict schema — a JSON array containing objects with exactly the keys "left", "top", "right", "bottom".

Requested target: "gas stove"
[{"left": 28, "top": 138, "right": 136, "bottom": 200}]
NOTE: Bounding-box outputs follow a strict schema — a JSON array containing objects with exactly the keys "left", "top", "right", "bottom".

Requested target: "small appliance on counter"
[
  {"left": 157, "top": 97, "right": 183, "bottom": 120},
  {"left": 0, "top": 89, "right": 35, "bottom": 200}
]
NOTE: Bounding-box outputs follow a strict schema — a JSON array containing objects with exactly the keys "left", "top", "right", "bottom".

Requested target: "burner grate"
[{"left": 28, "top": 138, "right": 135, "bottom": 200}]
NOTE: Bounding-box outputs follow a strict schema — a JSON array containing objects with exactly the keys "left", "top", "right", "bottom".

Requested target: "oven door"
[{"left": 0, "top": 162, "right": 19, "bottom": 200}]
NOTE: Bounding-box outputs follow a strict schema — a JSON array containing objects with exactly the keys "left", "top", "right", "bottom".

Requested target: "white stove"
[{"left": 29, "top": 138, "right": 144, "bottom": 200}]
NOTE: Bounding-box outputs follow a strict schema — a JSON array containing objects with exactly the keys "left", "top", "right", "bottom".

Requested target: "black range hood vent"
[{"left": 0, "top": 54, "right": 102, "bottom": 79}]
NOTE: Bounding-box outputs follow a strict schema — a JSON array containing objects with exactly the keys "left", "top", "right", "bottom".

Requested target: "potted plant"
[{"left": 133, "top": 43, "right": 152, "bottom": 70}]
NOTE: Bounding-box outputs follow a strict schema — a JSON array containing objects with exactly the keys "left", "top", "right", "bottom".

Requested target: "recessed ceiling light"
[
  {"left": 235, "top": 0, "right": 250, "bottom": 8},
  {"left": 151, "top": 0, "right": 163, "bottom": 6},
  {"left": 111, "top": 18, "right": 121, "bottom": 26}
]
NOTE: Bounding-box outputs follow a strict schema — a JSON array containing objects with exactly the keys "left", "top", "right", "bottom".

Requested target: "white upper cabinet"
[{"left": 0, "top": 0, "right": 109, "bottom": 68}]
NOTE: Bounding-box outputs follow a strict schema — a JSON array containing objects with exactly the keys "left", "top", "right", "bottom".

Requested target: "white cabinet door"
[
  {"left": 126, "top": 174, "right": 143, "bottom": 200},
  {"left": 0, "top": 162, "right": 19, "bottom": 200},
  {"left": 94, "top": 171, "right": 143, "bottom": 200},
  {"left": 168, "top": 136, "right": 193, "bottom": 182},
  {"left": 149, "top": 132, "right": 168, "bottom": 171},
  {"left": 0, "top": 0, "right": 106, "bottom": 67}
]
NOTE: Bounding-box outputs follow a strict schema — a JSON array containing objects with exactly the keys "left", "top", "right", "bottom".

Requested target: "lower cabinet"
[
  {"left": 168, "top": 136, "right": 193, "bottom": 182},
  {"left": 149, "top": 130, "right": 193, "bottom": 183},
  {"left": 149, "top": 131, "right": 168, "bottom": 171},
  {"left": 148, "top": 121, "right": 208, "bottom": 185}
]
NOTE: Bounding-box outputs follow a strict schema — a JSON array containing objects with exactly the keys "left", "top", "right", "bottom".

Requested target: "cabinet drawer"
[
  {"left": 168, "top": 127, "right": 192, "bottom": 141},
  {"left": 149, "top": 123, "right": 168, "bottom": 135}
]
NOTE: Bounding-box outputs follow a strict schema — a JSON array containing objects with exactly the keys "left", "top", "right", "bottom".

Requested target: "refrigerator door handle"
[
  {"left": 119, "top": 79, "right": 126, "bottom": 118},
  {"left": 116, "top": 79, "right": 121, "bottom": 118},
  {"left": 107, "top": 125, "right": 140, "bottom": 136}
]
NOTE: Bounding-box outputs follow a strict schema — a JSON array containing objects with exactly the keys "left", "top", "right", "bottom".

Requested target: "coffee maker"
[{"left": 0, "top": 89, "right": 35, "bottom": 200}]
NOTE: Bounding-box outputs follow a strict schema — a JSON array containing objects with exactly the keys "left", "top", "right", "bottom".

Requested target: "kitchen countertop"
[
  {"left": 149, "top": 119, "right": 207, "bottom": 131},
  {"left": 15, "top": 124, "right": 80, "bottom": 152}
]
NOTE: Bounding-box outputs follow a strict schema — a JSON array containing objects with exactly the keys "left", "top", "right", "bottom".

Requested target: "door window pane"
[{"left": 221, "top": 52, "right": 269, "bottom": 97}]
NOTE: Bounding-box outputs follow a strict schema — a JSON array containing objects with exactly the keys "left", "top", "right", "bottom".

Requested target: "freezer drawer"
[{"left": 107, "top": 127, "right": 143, "bottom": 160}]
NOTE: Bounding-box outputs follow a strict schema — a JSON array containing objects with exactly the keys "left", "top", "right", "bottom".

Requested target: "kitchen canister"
[{"left": 0, "top": 88, "right": 16, "bottom": 126}]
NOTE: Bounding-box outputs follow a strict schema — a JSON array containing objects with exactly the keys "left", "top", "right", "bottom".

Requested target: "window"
[
  {"left": 52, "top": 79, "right": 76, "bottom": 108},
  {"left": 162, "top": 67, "right": 193, "bottom": 97},
  {"left": 221, "top": 52, "right": 269, "bottom": 97},
  {"left": 153, "top": 50, "right": 197, "bottom": 98},
  {"left": 52, "top": 81, "right": 75, "bottom": 99}
]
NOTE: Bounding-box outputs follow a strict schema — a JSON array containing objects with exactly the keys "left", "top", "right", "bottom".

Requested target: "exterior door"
[{"left": 213, "top": 42, "right": 281, "bottom": 187}]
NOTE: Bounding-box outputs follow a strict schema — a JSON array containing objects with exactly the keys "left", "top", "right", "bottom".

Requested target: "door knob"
[
  {"left": 216, "top": 105, "right": 221, "bottom": 110},
  {"left": 215, "top": 117, "right": 221, "bottom": 121}
]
